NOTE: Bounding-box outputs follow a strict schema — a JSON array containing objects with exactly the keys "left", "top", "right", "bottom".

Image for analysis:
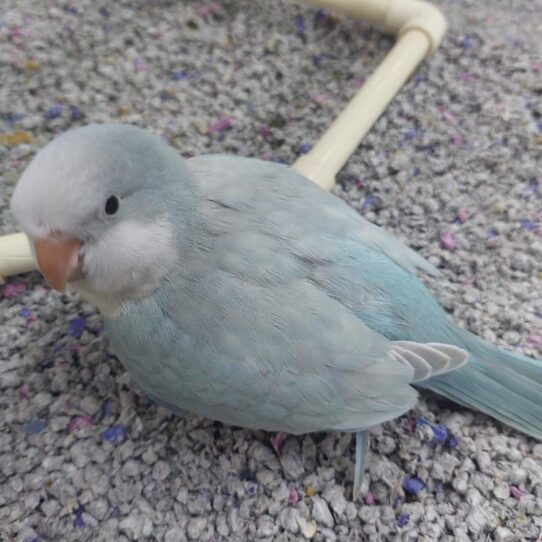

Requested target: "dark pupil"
[{"left": 105, "top": 195, "right": 119, "bottom": 215}]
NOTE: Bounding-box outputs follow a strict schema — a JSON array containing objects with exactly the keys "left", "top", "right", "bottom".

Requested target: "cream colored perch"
[
  {"left": 0, "top": 233, "right": 35, "bottom": 284},
  {"left": 293, "top": 0, "right": 446, "bottom": 189},
  {"left": 0, "top": 0, "right": 446, "bottom": 282}
]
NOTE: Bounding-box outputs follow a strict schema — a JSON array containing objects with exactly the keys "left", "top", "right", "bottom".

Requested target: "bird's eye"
[{"left": 104, "top": 195, "right": 120, "bottom": 216}]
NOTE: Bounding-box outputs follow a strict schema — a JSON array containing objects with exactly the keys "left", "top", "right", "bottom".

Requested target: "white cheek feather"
[{"left": 77, "top": 219, "right": 177, "bottom": 312}]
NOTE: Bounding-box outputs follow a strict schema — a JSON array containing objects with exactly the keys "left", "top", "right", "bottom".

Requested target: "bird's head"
[{"left": 10, "top": 123, "right": 196, "bottom": 314}]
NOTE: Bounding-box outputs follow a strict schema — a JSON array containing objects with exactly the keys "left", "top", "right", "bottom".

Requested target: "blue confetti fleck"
[
  {"left": 73, "top": 505, "right": 85, "bottom": 528},
  {"left": 537, "top": 120, "right": 542, "bottom": 134},
  {"left": 313, "top": 9, "right": 326, "bottom": 25},
  {"left": 247, "top": 484, "right": 257, "bottom": 495},
  {"left": 295, "top": 15, "right": 305, "bottom": 35},
  {"left": 3, "top": 112, "right": 24, "bottom": 127},
  {"left": 415, "top": 417, "right": 430, "bottom": 427},
  {"left": 45, "top": 104, "right": 63, "bottom": 120},
  {"left": 69, "top": 105, "right": 82, "bottom": 120},
  {"left": 298, "top": 143, "right": 311, "bottom": 154},
  {"left": 171, "top": 70, "right": 188, "bottom": 80},
  {"left": 446, "top": 437, "right": 459, "bottom": 449},
  {"left": 64, "top": 6, "right": 77, "bottom": 15},
  {"left": 404, "top": 130, "right": 417, "bottom": 140},
  {"left": 109, "top": 506, "right": 121, "bottom": 518},
  {"left": 520, "top": 219, "right": 537, "bottom": 231},
  {"left": 313, "top": 53, "right": 328, "bottom": 66},
  {"left": 101, "top": 424, "right": 126, "bottom": 445},
  {"left": 361, "top": 196, "right": 377, "bottom": 210},
  {"left": 432, "top": 425, "right": 448, "bottom": 445},
  {"left": 460, "top": 36, "right": 472, "bottom": 49},
  {"left": 19, "top": 307, "right": 32, "bottom": 319},
  {"left": 412, "top": 167, "right": 421, "bottom": 176},
  {"left": 22, "top": 418, "right": 45, "bottom": 435},
  {"left": 414, "top": 74, "right": 423, "bottom": 86},
  {"left": 69, "top": 316, "right": 86, "bottom": 339},
  {"left": 98, "top": 399, "right": 111, "bottom": 421},
  {"left": 271, "top": 157, "right": 287, "bottom": 164},
  {"left": 487, "top": 228, "right": 498, "bottom": 239},
  {"left": 397, "top": 513, "right": 409, "bottom": 527},
  {"left": 403, "top": 478, "right": 425, "bottom": 496}
]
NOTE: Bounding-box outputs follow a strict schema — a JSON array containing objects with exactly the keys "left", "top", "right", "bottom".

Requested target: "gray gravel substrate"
[{"left": 1, "top": 1, "right": 541, "bottom": 541}]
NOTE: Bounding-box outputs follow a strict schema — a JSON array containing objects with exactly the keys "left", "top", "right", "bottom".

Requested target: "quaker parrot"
[{"left": 10, "top": 124, "right": 542, "bottom": 498}]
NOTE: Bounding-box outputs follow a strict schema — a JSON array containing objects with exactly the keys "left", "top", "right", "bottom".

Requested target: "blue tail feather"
[{"left": 420, "top": 327, "right": 542, "bottom": 440}]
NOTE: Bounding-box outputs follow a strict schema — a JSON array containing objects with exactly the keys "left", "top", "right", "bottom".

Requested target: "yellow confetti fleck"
[
  {"left": 493, "top": 201, "right": 505, "bottom": 213},
  {"left": 24, "top": 59, "right": 39, "bottom": 71},
  {"left": 305, "top": 485, "right": 315, "bottom": 497},
  {"left": 118, "top": 107, "right": 130, "bottom": 117},
  {"left": 0, "top": 131, "right": 33, "bottom": 146},
  {"left": 536, "top": 135, "right": 542, "bottom": 145},
  {"left": 66, "top": 498, "right": 77, "bottom": 514}
]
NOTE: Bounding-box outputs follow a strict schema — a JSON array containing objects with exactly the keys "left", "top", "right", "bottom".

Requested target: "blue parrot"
[{"left": 10, "top": 124, "right": 542, "bottom": 498}]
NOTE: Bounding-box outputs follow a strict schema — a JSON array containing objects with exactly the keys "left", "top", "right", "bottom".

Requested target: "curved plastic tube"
[
  {"left": 0, "top": 233, "right": 35, "bottom": 284},
  {"left": 293, "top": 0, "right": 446, "bottom": 189}
]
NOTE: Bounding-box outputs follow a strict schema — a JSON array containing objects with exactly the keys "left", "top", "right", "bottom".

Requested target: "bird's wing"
[{"left": 188, "top": 154, "right": 439, "bottom": 278}]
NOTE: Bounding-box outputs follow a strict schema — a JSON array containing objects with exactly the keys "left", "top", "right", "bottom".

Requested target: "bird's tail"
[{"left": 420, "top": 326, "right": 542, "bottom": 439}]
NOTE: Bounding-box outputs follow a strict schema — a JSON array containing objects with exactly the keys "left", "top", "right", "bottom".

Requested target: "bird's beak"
[{"left": 33, "top": 237, "right": 83, "bottom": 292}]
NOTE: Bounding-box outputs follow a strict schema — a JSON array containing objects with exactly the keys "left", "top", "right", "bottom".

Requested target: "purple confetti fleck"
[
  {"left": 361, "top": 196, "right": 377, "bottom": 210},
  {"left": 460, "top": 36, "right": 472, "bottom": 49},
  {"left": 101, "top": 424, "right": 126, "bottom": 445},
  {"left": 446, "top": 437, "right": 459, "bottom": 449},
  {"left": 208, "top": 117, "right": 234, "bottom": 134},
  {"left": 171, "top": 70, "right": 188, "bottom": 81},
  {"left": 17, "top": 384, "right": 29, "bottom": 399},
  {"left": 404, "top": 130, "right": 417, "bottom": 140},
  {"left": 537, "top": 120, "right": 542, "bottom": 134},
  {"left": 403, "top": 478, "right": 425, "bottom": 496},
  {"left": 527, "top": 336, "right": 542, "bottom": 348},
  {"left": 22, "top": 418, "right": 45, "bottom": 435},
  {"left": 432, "top": 425, "right": 448, "bottom": 445},
  {"left": 271, "top": 431, "right": 287, "bottom": 455},
  {"left": 451, "top": 134, "right": 464, "bottom": 146},
  {"left": 520, "top": 219, "right": 537, "bottom": 231},
  {"left": 295, "top": 15, "right": 305, "bottom": 36},
  {"left": 69, "top": 105, "right": 82, "bottom": 120},
  {"left": 298, "top": 143, "right": 311, "bottom": 154},
  {"left": 457, "top": 208, "right": 469, "bottom": 223},
  {"left": 73, "top": 504, "right": 85, "bottom": 528},
  {"left": 356, "top": 178, "right": 366, "bottom": 189},
  {"left": 133, "top": 57, "right": 146, "bottom": 71},
  {"left": 197, "top": 2, "right": 220, "bottom": 18},
  {"left": 364, "top": 490, "right": 374, "bottom": 505},
  {"left": 288, "top": 487, "right": 300, "bottom": 504},
  {"left": 510, "top": 486, "right": 524, "bottom": 499},
  {"left": 440, "top": 230, "right": 457, "bottom": 251},
  {"left": 3, "top": 281, "right": 26, "bottom": 298},
  {"left": 397, "top": 513, "right": 409, "bottom": 527},
  {"left": 68, "top": 415, "right": 94, "bottom": 433},
  {"left": 258, "top": 124, "right": 270, "bottom": 138},
  {"left": 45, "top": 104, "right": 63, "bottom": 120},
  {"left": 69, "top": 316, "right": 86, "bottom": 339},
  {"left": 487, "top": 228, "right": 498, "bottom": 239}
]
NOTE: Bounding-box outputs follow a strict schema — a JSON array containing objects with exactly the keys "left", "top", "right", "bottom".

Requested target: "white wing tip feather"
[{"left": 391, "top": 341, "right": 469, "bottom": 383}]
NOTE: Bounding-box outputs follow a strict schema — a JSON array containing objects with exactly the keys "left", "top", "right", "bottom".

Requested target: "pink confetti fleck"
[
  {"left": 405, "top": 416, "right": 415, "bottom": 433},
  {"left": 364, "top": 490, "right": 374, "bottom": 505},
  {"left": 451, "top": 134, "right": 464, "bottom": 146},
  {"left": 197, "top": 2, "right": 220, "bottom": 18},
  {"left": 68, "top": 416, "right": 94, "bottom": 433},
  {"left": 459, "top": 72, "right": 475, "bottom": 83},
  {"left": 271, "top": 431, "right": 288, "bottom": 456},
  {"left": 356, "top": 179, "right": 366, "bottom": 189},
  {"left": 440, "top": 230, "right": 457, "bottom": 251},
  {"left": 510, "top": 486, "right": 524, "bottom": 500},
  {"left": 258, "top": 124, "right": 270, "bottom": 138},
  {"left": 288, "top": 487, "right": 300, "bottom": 504},
  {"left": 208, "top": 117, "right": 234, "bottom": 134},
  {"left": 351, "top": 76, "right": 365, "bottom": 89},
  {"left": 3, "top": 282, "right": 26, "bottom": 298},
  {"left": 457, "top": 208, "right": 469, "bottom": 223},
  {"left": 439, "top": 108, "right": 458, "bottom": 125},
  {"left": 527, "top": 336, "right": 542, "bottom": 349},
  {"left": 17, "top": 384, "right": 29, "bottom": 400},
  {"left": 310, "top": 94, "right": 330, "bottom": 104}
]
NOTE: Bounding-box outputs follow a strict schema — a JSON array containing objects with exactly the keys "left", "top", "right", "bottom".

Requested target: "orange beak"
[{"left": 33, "top": 237, "right": 83, "bottom": 292}]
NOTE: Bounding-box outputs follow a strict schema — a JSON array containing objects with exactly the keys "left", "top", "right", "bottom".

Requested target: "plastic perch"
[
  {"left": 0, "top": 0, "right": 446, "bottom": 282},
  {"left": 293, "top": 0, "right": 446, "bottom": 189}
]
